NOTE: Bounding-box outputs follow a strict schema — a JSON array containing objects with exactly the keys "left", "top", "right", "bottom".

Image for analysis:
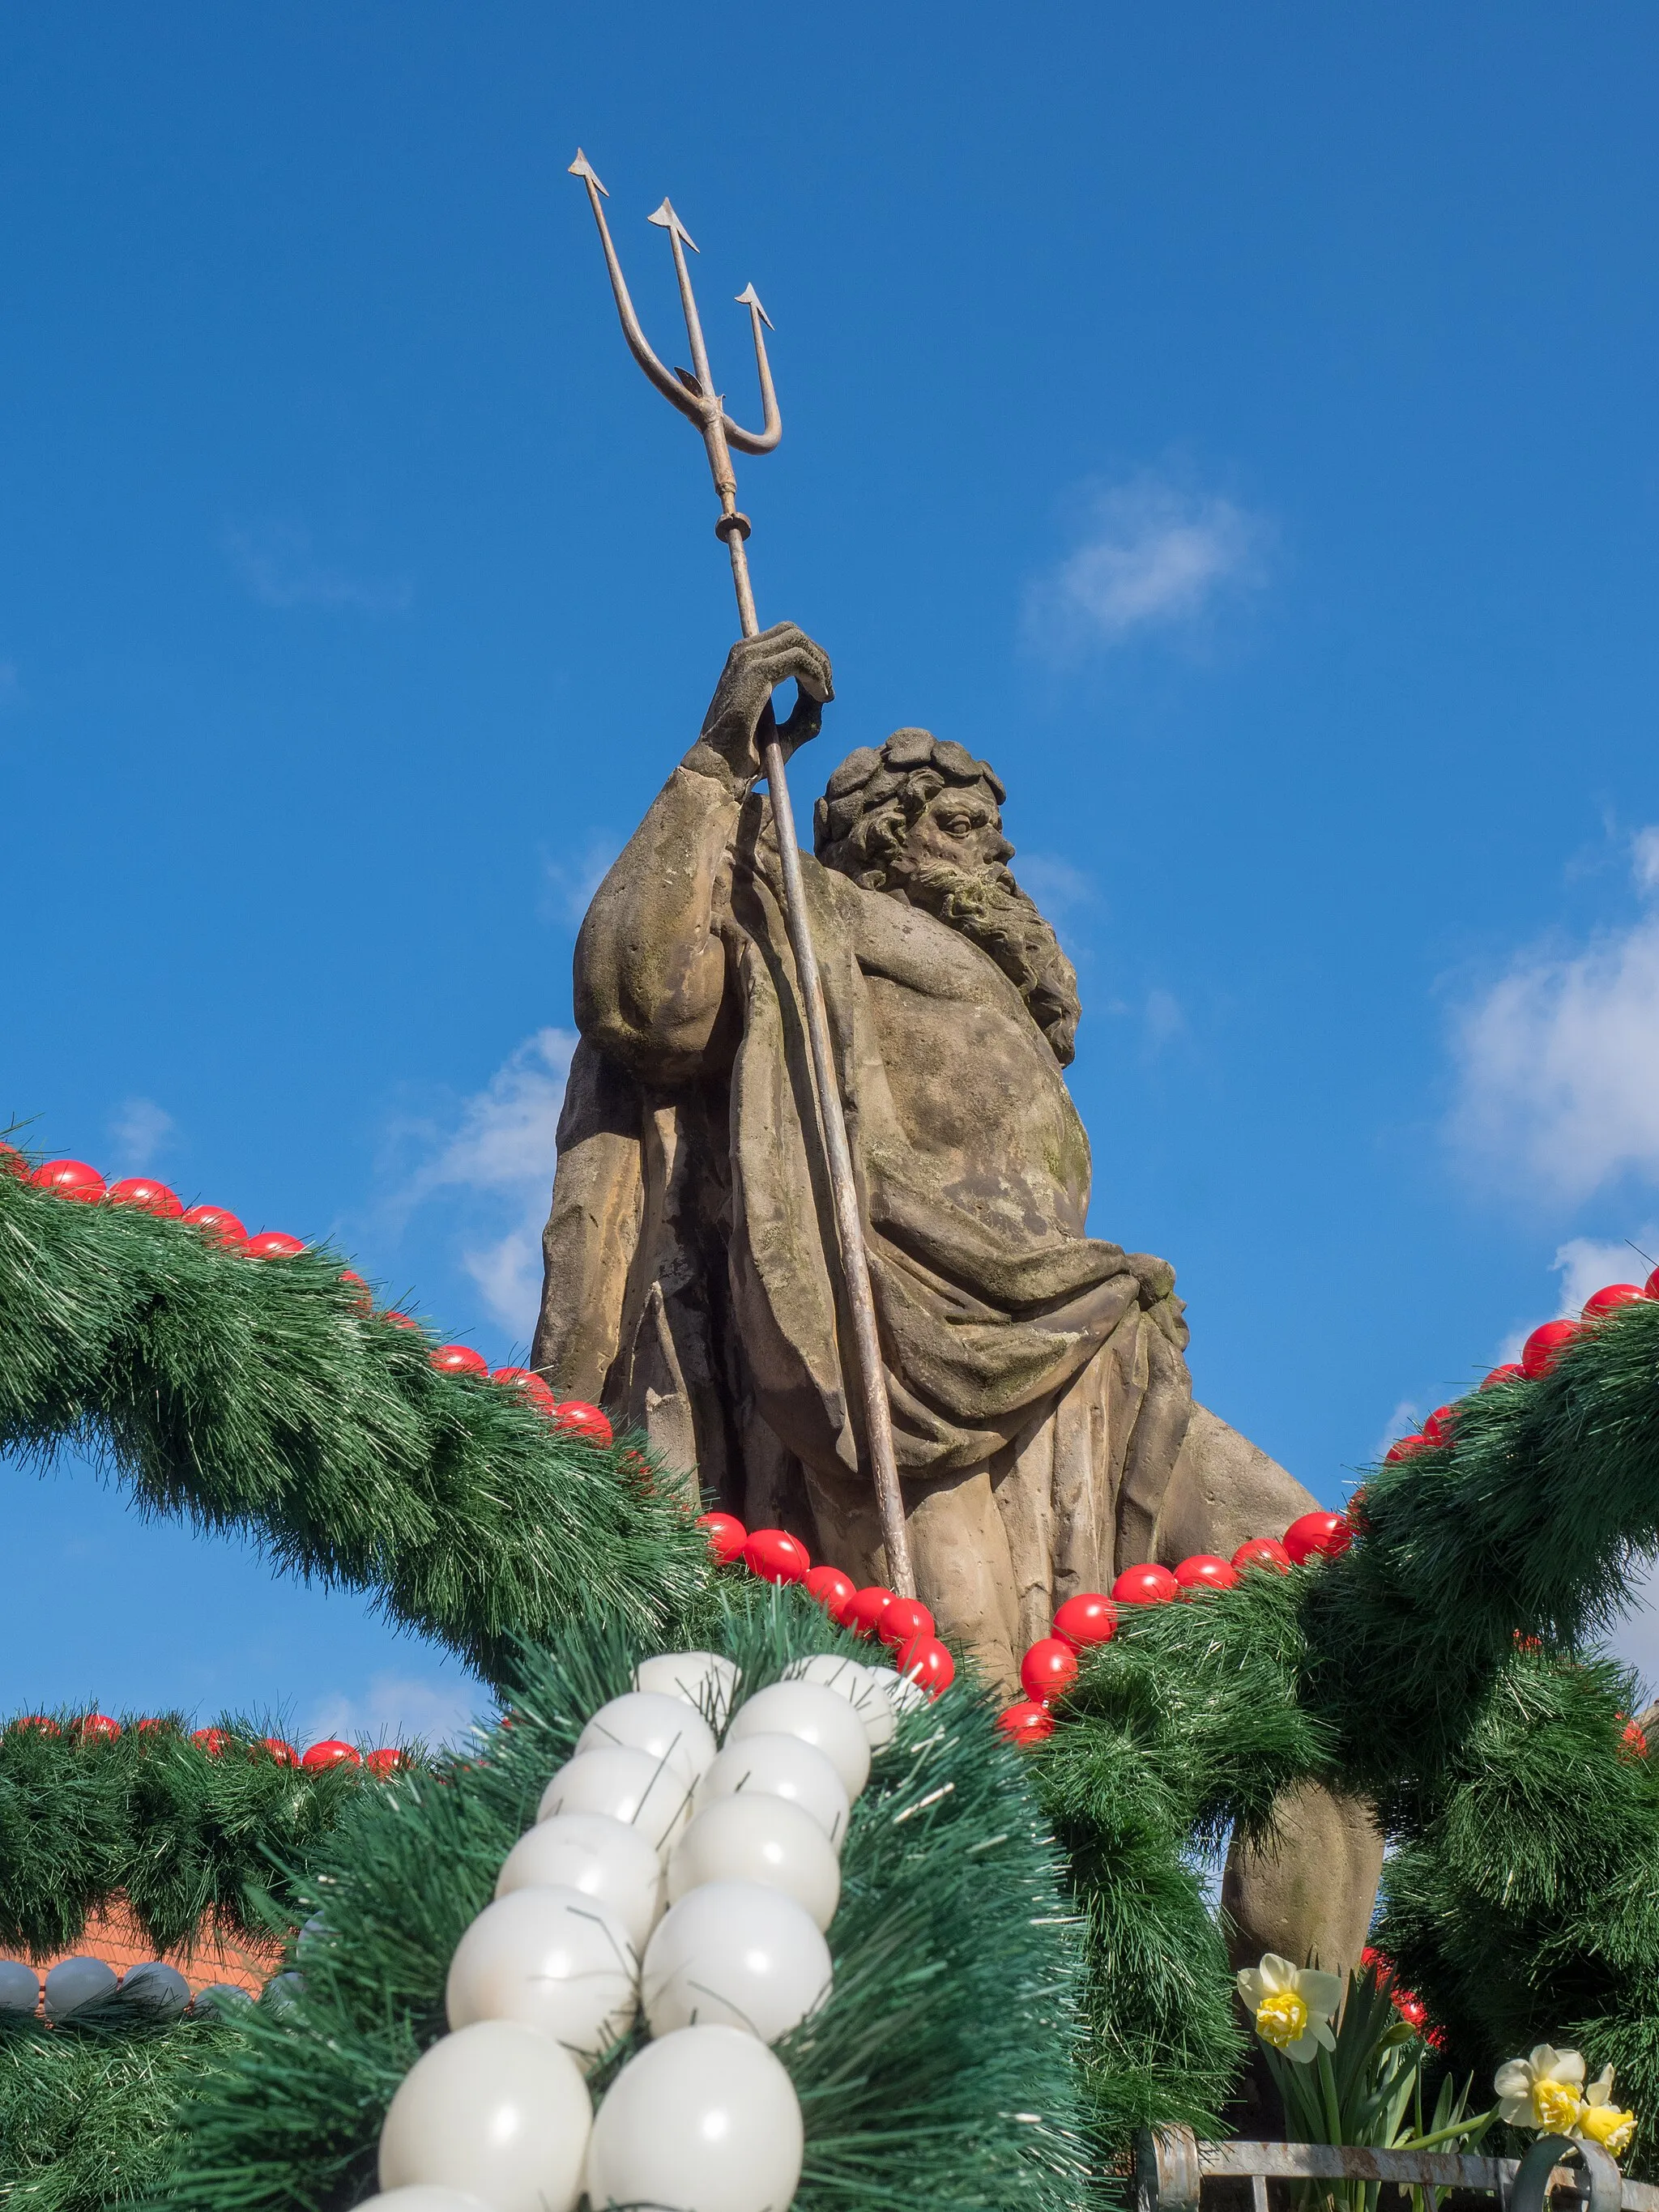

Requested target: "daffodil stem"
[{"left": 1401, "top": 2105, "right": 1498, "bottom": 2152}]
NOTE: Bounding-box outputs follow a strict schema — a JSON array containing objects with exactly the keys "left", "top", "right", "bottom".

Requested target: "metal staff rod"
[{"left": 568, "top": 152, "right": 917, "bottom": 1601}]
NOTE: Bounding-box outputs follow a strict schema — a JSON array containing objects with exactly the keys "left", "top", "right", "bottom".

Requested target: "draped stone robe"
[{"left": 534, "top": 772, "right": 1310, "bottom": 1686}]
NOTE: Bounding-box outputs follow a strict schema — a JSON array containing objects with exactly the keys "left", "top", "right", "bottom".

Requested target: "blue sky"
[{"left": 5, "top": 6, "right": 1659, "bottom": 1741}]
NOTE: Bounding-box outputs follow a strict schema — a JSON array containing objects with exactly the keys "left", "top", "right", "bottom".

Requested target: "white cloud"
[
  {"left": 1022, "top": 475, "right": 1269, "bottom": 658},
  {"left": 226, "top": 522, "right": 412, "bottom": 615},
  {"left": 1013, "top": 852, "right": 1096, "bottom": 926},
  {"left": 539, "top": 833, "right": 620, "bottom": 931},
  {"left": 1606, "top": 1559, "right": 1659, "bottom": 1710},
  {"left": 109, "top": 1096, "right": 176, "bottom": 1170},
  {"left": 405, "top": 1029, "right": 577, "bottom": 1334},
  {"left": 1451, "top": 830, "right": 1659, "bottom": 1200},
  {"left": 305, "top": 1669, "right": 485, "bottom": 1751},
  {"left": 1145, "top": 988, "right": 1186, "bottom": 1050},
  {"left": 1372, "top": 1397, "right": 1422, "bottom": 1463},
  {"left": 1550, "top": 1234, "right": 1657, "bottom": 1319}
]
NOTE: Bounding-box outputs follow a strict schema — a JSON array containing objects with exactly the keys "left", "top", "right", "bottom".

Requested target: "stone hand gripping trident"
[{"left": 569, "top": 151, "right": 916, "bottom": 1600}]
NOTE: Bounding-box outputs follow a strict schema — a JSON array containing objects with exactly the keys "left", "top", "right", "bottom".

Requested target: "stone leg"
[
  {"left": 804, "top": 1455, "right": 1021, "bottom": 1694},
  {"left": 903, "top": 1466, "right": 1021, "bottom": 1694},
  {"left": 1219, "top": 1780, "right": 1385, "bottom": 1976}
]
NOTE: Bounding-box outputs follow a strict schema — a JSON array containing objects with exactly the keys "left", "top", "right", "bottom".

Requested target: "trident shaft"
[{"left": 569, "top": 151, "right": 917, "bottom": 1602}]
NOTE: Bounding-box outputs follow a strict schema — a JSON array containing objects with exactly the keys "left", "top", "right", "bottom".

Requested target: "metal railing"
[{"left": 1136, "top": 2127, "right": 1653, "bottom": 2212}]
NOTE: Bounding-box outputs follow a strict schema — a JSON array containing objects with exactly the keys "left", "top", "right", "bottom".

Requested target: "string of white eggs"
[{"left": 364, "top": 1647, "right": 927, "bottom": 2212}]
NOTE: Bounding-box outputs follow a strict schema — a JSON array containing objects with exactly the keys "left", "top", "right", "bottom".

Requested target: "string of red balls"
[
  {"left": 2, "top": 1148, "right": 614, "bottom": 1443},
  {"left": 1380, "top": 1268, "right": 1659, "bottom": 1465},
  {"left": 2, "top": 1710, "right": 410, "bottom": 1773},
  {"left": 692, "top": 1504, "right": 1355, "bottom": 1745},
  {"left": 20, "top": 1141, "right": 1648, "bottom": 1757}
]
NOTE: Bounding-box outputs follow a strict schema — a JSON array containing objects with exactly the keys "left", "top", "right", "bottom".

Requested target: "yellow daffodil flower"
[
  {"left": 1576, "top": 2066, "right": 1637, "bottom": 2157},
  {"left": 1236, "top": 1953, "right": 1343, "bottom": 2065},
  {"left": 1495, "top": 2045, "right": 1587, "bottom": 2135}
]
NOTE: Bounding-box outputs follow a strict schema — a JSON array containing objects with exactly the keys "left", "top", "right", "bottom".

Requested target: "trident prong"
[{"left": 568, "top": 150, "right": 917, "bottom": 1601}]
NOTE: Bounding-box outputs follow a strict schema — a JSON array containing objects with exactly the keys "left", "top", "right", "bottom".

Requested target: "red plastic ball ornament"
[
  {"left": 383, "top": 1311, "right": 420, "bottom": 1332},
  {"left": 1584, "top": 1282, "right": 1647, "bottom": 1319},
  {"left": 1111, "top": 1563, "right": 1179, "bottom": 1607},
  {"left": 879, "top": 1596, "right": 936, "bottom": 1647},
  {"left": 997, "top": 1699, "right": 1056, "bottom": 1747},
  {"left": 1283, "top": 1511, "right": 1352, "bottom": 1566},
  {"left": 1421, "top": 1404, "right": 1457, "bottom": 1445},
  {"left": 245, "top": 1230, "right": 305, "bottom": 1260},
  {"left": 1647, "top": 1267, "right": 1659, "bottom": 1302},
  {"left": 896, "top": 1634, "right": 954, "bottom": 1697},
  {"left": 136, "top": 1717, "right": 167, "bottom": 1737},
  {"left": 30, "top": 1159, "right": 105, "bottom": 1202},
  {"left": 847, "top": 1586, "right": 896, "bottom": 1639},
  {"left": 430, "top": 1343, "right": 488, "bottom": 1376},
  {"left": 1174, "top": 1554, "right": 1239, "bottom": 1593},
  {"left": 804, "top": 1564, "right": 858, "bottom": 1623},
  {"left": 1622, "top": 1717, "right": 1649, "bottom": 1758},
  {"left": 554, "top": 1400, "right": 613, "bottom": 1447},
  {"left": 11, "top": 1715, "right": 60, "bottom": 1737},
  {"left": 192, "top": 1728, "right": 230, "bottom": 1757},
  {"left": 259, "top": 1737, "right": 300, "bottom": 1766},
  {"left": 1052, "top": 1592, "right": 1118, "bottom": 1650},
  {"left": 743, "top": 1527, "right": 812, "bottom": 1583},
  {"left": 0, "top": 1141, "right": 23, "bottom": 1177},
  {"left": 1522, "top": 1320, "right": 1579, "bottom": 1379},
  {"left": 77, "top": 1713, "right": 121, "bottom": 1741},
  {"left": 339, "top": 1269, "right": 374, "bottom": 1314},
  {"left": 108, "top": 1177, "right": 181, "bottom": 1217},
  {"left": 696, "top": 1511, "right": 748, "bottom": 1564},
  {"left": 1384, "top": 1434, "right": 1427, "bottom": 1462},
  {"left": 365, "top": 1748, "right": 407, "bottom": 1777},
  {"left": 1232, "top": 1537, "right": 1292, "bottom": 1575},
  {"left": 1480, "top": 1365, "right": 1526, "bottom": 1391},
  {"left": 1020, "top": 1636, "right": 1080, "bottom": 1704},
  {"left": 182, "top": 1204, "right": 248, "bottom": 1248},
  {"left": 301, "top": 1739, "right": 361, "bottom": 1771},
  {"left": 492, "top": 1366, "right": 557, "bottom": 1412},
  {"left": 1392, "top": 1988, "right": 1427, "bottom": 2031}
]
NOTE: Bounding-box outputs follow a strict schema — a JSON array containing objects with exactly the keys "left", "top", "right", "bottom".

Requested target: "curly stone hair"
[
  {"left": 812, "top": 727, "right": 1007, "bottom": 888},
  {"left": 811, "top": 728, "right": 1081, "bottom": 1066}
]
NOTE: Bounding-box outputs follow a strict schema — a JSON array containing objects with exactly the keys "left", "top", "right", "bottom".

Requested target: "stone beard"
[{"left": 534, "top": 627, "right": 1383, "bottom": 1976}]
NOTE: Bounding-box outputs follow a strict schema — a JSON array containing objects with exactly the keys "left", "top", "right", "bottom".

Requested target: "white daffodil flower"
[
  {"left": 1495, "top": 2045, "right": 1587, "bottom": 2134},
  {"left": 1235, "top": 1952, "right": 1343, "bottom": 2065},
  {"left": 1576, "top": 2065, "right": 1638, "bottom": 2157}
]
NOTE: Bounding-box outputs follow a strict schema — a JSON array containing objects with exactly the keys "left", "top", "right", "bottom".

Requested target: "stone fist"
[{"left": 698, "top": 624, "right": 834, "bottom": 786}]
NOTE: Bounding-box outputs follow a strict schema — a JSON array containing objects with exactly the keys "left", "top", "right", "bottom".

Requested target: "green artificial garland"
[
  {"left": 8, "top": 1140, "right": 1659, "bottom": 2200},
  {"left": 0, "top": 2013, "right": 239, "bottom": 2212},
  {"left": 0, "top": 1716, "right": 428, "bottom": 1960},
  {"left": 164, "top": 1584, "right": 1089, "bottom": 2212},
  {"left": 0, "top": 1162, "right": 711, "bottom": 1681},
  {"left": 1039, "top": 1298, "right": 1659, "bottom": 2173}
]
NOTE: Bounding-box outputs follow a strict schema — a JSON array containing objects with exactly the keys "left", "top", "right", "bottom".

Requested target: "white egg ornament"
[
  {"left": 633, "top": 1649, "right": 740, "bottom": 1728},
  {"left": 696, "top": 1733, "right": 850, "bottom": 1850},
  {"left": 446, "top": 1886, "right": 638, "bottom": 2058},
  {"left": 495, "top": 1810, "right": 665, "bottom": 1952},
  {"left": 667, "top": 1791, "right": 841, "bottom": 1931},
  {"left": 725, "top": 1679, "right": 872, "bottom": 1801},
  {"left": 360, "top": 2191, "right": 497, "bottom": 2212},
  {"left": 377, "top": 2020, "right": 591, "bottom": 2212},
  {"left": 642, "top": 1877, "right": 832, "bottom": 2041},
  {"left": 537, "top": 1745, "right": 692, "bottom": 1852},
  {"left": 576, "top": 1690, "right": 719, "bottom": 1785},
  {"left": 879, "top": 1664, "right": 928, "bottom": 1716},
  {"left": 782, "top": 1652, "right": 896, "bottom": 1751},
  {"left": 586, "top": 2024, "right": 803, "bottom": 2212}
]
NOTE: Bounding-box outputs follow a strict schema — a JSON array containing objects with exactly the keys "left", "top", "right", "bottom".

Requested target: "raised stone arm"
[{"left": 573, "top": 625, "right": 833, "bottom": 1084}]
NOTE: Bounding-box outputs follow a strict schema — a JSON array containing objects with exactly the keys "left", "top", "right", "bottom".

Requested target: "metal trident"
[{"left": 569, "top": 151, "right": 916, "bottom": 1601}]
